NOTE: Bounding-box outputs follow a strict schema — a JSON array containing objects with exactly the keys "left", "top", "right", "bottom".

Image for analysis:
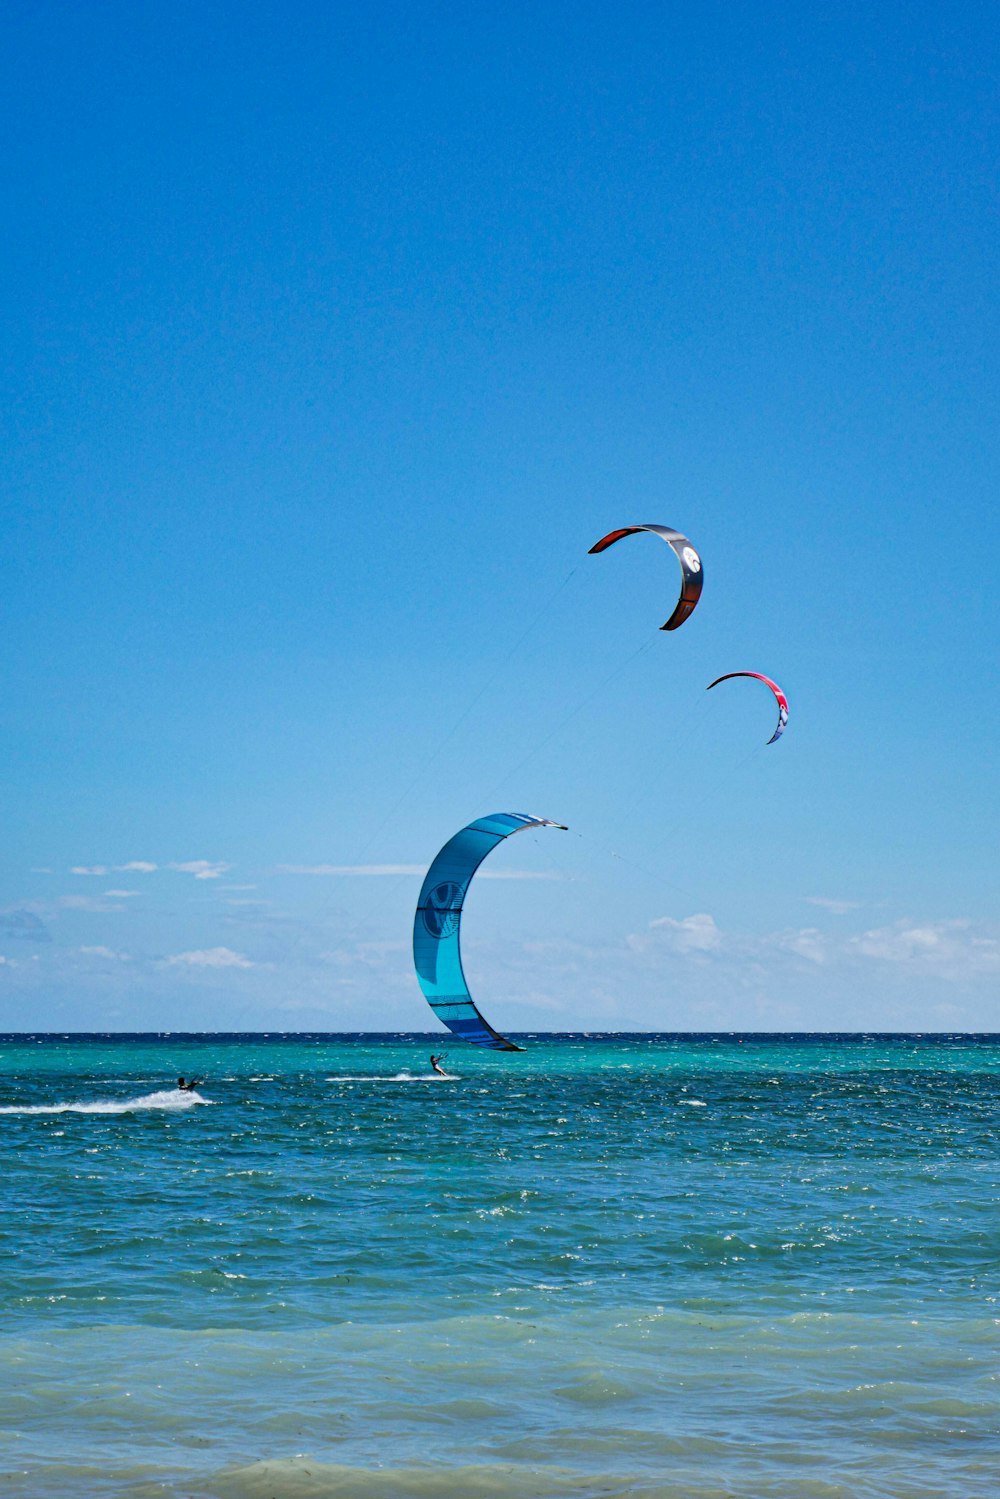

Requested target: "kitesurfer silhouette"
[
  {"left": 429, "top": 1055, "right": 447, "bottom": 1076},
  {"left": 176, "top": 1076, "right": 203, "bottom": 1091}
]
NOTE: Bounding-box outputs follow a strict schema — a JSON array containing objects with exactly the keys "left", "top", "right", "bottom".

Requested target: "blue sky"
[{"left": 2, "top": 1, "right": 998, "bottom": 1031}]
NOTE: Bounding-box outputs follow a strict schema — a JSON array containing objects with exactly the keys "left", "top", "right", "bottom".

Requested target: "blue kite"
[{"left": 413, "top": 812, "right": 566, "bottom": 1051}]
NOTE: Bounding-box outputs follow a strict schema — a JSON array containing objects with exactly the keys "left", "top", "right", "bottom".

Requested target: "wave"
[
  {"left": 325, "top": 1072, "right": 459, "bottom": 1083},
  {"left": 0, "top": 1088, "right": 210, "bottom": 1116},
  {"left": 211, "top": 1456, "right": 638, "bottom": 1498}
]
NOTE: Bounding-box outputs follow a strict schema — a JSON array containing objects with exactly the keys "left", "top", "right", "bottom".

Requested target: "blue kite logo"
[{"left": 422, "top": 882, "right": 462, "bottom": 938}]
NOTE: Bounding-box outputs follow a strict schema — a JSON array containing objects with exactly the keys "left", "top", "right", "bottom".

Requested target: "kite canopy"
[
  {"left": 707, "top": 671, "right": 789, "bottom": 745},
  {"left": 413, "top": 812, "right": 566, "bottom": 1051},
  {"left": 588, "top": 524, "right": 704, "bottom": 630}
]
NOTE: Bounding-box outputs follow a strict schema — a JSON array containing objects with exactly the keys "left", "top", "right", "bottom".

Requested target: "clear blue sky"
[{"left": 2, "top": 1, "right": 998, "bottom": 1031}]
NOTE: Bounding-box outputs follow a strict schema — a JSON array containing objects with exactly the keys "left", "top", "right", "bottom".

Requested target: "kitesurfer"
[
  {"left": 176, "top": 1076, "right": 203, "bottom": 1091},
  {"left": 429, "top": 1055, "right": 447, "bottom": 1076}
]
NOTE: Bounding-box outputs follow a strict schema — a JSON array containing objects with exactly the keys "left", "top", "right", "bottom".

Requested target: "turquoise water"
[{"left": 1, "top": 1033, "right": 997, "bottom": 1497}]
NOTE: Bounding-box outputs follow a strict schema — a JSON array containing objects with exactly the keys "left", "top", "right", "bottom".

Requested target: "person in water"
[
  {"left": 429, "top": 1054, "right": 447, "bottom": 1076},
  {"left": 176, "top": 1076, "right": 203, "bottom": 1091}
]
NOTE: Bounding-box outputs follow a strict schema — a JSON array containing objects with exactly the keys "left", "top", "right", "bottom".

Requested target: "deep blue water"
[{"left": 1, "top": 1033, "right": 997, "bottom": 1497}]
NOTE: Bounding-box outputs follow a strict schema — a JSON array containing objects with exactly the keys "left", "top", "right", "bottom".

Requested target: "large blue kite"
[{"left": 413, "top": 812, "right": 566, "bottom": 1051}]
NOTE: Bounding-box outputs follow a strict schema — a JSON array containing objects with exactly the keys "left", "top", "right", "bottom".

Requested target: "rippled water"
[{"left": 1, "top": 1033, "right": 997, "bottom": 1496}]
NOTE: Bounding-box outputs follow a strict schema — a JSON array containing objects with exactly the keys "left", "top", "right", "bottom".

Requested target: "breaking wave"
[{"left": 0, "top": 1088, "right": 210, "bottom": 1116}]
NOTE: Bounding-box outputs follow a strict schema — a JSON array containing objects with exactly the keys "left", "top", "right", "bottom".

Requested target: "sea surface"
[{"left": 0, "top": 1032, "right": 997, "bottom": 1498}]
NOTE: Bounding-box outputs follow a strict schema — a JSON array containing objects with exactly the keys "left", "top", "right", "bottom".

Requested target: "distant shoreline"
[{"left": 3, "top": 1029, "right": 998, "bottom": 1040}]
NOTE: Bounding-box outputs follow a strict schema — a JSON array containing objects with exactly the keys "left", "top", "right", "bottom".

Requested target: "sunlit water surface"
[{"left": 1, "top": 1032, "right": 997, "bottom": 1497}]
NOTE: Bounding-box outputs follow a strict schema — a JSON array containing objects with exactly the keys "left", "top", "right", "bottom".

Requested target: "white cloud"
[
  {"left": 847, "top": 918, "right": 1000, "bottom": 975},
  {"left": 278, "top": 864, "right": 424, "bottom": 876},
  {"left": 166, "top": 946, "right": 255, "bottom": 969},
  {"left": 168, "top": 861, "right": 232, "bottom": 880},
  {"left": 852, "top": 921, "right": 947, "bottom": 962},
  {"left": 806, "top": 896, "right": 861, "bottom": 915},
  {"left": 57, "top": 895, "right": 125, "bottom": 913},
  {"left": 277, "top": 863, "right": 558, "bottom": 879},
  {"left": 104, "top": 890, "right": 140, "bottom": 898},
  {"left": 648, "top": 913, "right": 722, "bottom": 953},
  {"left": 740, "top": 915, "right": 1000, "bottom": 983},
  {"left": 772, "top": 927, "right": 828, "bottom": 964},
  {"left": 631, "top": 909, "right": 1000, "bottom": 987},
  {"left": 79, "top": 946, "right": 130, "bottom": 962},
  {"left": 72, "top": 861, "right": 158, "bottom": 876}
]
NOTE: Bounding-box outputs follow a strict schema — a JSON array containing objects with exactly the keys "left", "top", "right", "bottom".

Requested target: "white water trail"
[
  {"left": 324, "top": 1072, "right": 459, "bottom": 1083},
  {"left": 0, "top": 1088, "right": 210, "bottom": 1116}
]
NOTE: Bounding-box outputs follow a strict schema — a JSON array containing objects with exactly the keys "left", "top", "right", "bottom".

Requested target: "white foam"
[
  {"left": 0, "top": 1088, "right": 210, "bottom": 1116},
  {"left": 325, "top": 1072, "right": 458, "bottom": 1083}
]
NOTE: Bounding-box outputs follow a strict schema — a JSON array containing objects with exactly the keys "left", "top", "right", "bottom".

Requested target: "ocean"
[{"left": 0, "top": 1032, "right": 997, "bottom": 1497}]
